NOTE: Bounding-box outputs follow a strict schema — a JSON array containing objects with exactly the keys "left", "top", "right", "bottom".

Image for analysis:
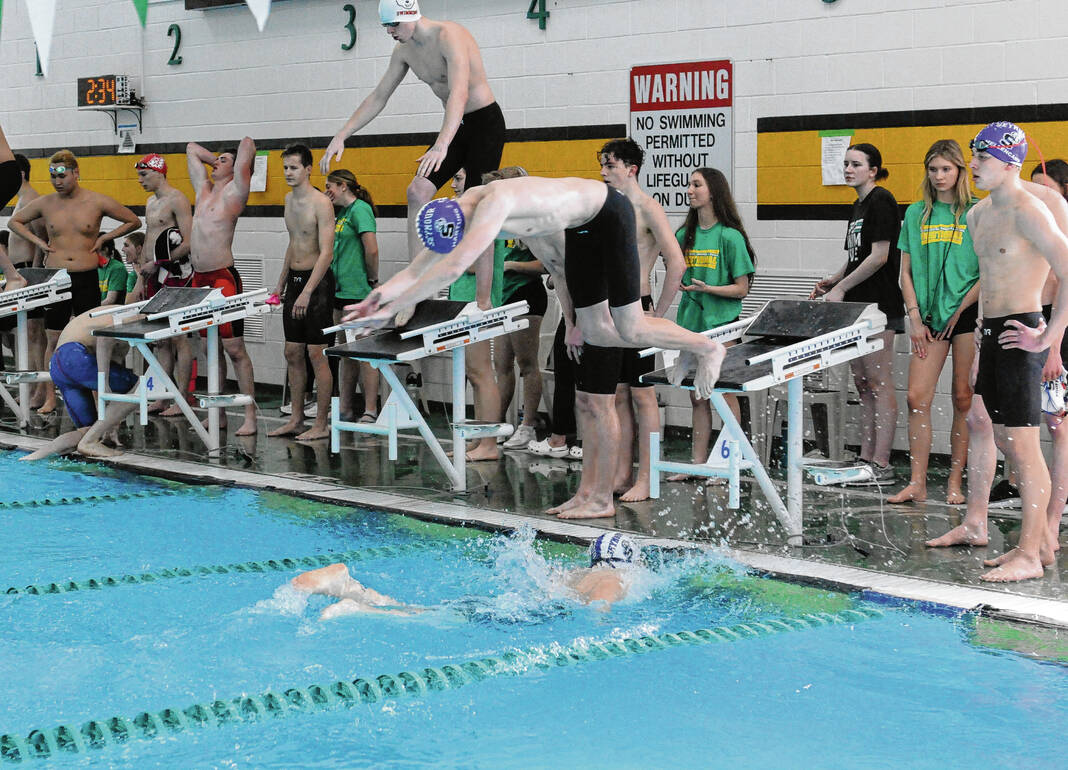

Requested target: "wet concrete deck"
[{"left": 2, "top": 401, "right": 1066, "bottom": 625}]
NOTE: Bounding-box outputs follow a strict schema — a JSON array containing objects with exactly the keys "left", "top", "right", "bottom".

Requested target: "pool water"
[{"left": 1, "top": 451, "right": 1065, "bottom": 768}]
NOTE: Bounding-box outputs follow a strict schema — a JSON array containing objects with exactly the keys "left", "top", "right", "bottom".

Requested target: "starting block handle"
[
  {"left": 398, "top": 299, "right": 528, "bottom": 340},
  {"left": 90, "top": 300, "right": 150, "bottom": 318}
]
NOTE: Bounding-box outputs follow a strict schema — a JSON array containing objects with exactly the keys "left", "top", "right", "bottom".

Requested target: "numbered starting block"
[
  {"left": 92, "top": 285, "right": 271, "bottom": 452},
  {"left": 641, "top": 299, "right": 887, "bottom": 544},
  {"left": 0, "top": 268, "right": 72, "bottom": 426},
  {"left": 325, "top": 299, "right": 529, "bottom": 491}
]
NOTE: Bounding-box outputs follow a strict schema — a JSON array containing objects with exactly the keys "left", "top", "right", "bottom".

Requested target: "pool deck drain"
[{"left": 2, "top": 432, "right": 1067, "bottom": 629}]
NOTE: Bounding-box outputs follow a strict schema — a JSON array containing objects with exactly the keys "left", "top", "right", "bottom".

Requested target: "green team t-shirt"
[
  {"left": 674, "top": 223, "right": 755, "bottom": 332},
  {"left": 125, "top": 264, "right": 138, "bottom": 293},
  {"left": 98, "top": 258, "right": 129, "bottom": 303},
  {"left": 332, "top": 199, "right": 377, "bottom": 301},
  {"left": 448, "top": 239, "right": 505, "bottom": 306},
  {"left": 897, "top": 199, "right": 979, "bottom": 332},
  {"left": 500, "top": 239, "right": 540, "bottom": 300}
]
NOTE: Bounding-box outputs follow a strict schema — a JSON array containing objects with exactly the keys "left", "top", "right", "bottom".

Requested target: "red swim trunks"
[{"left": 192, "top": 265, "right": 244, "bottom": 338}]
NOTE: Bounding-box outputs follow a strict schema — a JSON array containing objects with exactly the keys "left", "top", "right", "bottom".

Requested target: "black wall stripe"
[
  {"left": 757, "top": 203, "right": 912, "bottom": 221},
  {"left": 16, "top": 124, "right": 629, "bottom": 161},
  {"left": 757, "top": 103, "right": 1068, "bottom": 133}
]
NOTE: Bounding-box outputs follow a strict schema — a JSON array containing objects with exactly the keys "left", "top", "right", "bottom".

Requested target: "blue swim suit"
[{"left": 50, "top": 342, "right": 138, "bottom": 428}]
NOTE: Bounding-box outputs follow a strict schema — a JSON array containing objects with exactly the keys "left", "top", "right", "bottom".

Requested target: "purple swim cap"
[
  {"left": 970, "top": 121, "right": 1028, "bottom": 166},
  {"left": 416, "top": 199, "right": 466, "bottom": 254}
]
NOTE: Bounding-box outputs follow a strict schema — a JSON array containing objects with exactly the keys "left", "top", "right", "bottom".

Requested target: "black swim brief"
[
  {"left": 282, "top": 269, "right": 335, "bottom": 346},
  {"left": 947, "top": 302, "right": 979, "bottom": 339},
  {"left": 44, "top": 268, "right": 100, "bottom": 331},
  {"left": 563, "top": 188, "right": 641, "bottom": 310},
  {"left": 975, "top": 312, "right": 1045, "bottom": 427},
  {"left": 425, "top": 102, "right": 506, "bottom": 192},
  {"left": 619, "top": 295, "right": 655, "bottom": 388}
]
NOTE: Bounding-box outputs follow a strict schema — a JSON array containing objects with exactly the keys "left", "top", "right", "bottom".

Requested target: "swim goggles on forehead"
[
  {"left": 969, "top": 136, "right": 1025, "bottom": 154},
  {"left": 48, "top": 166, "right": 69, "bottom": 175}
]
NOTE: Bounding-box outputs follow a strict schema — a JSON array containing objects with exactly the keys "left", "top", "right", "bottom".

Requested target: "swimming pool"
[{"left": 1, "top": 450, "right": 1065, "bottom": 768}]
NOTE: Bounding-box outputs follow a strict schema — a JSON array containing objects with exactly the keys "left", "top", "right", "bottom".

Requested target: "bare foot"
[
  {"left": 147, "top": 401, "right": 167, "bottom": 415},
  {"left": 160, "top": 404, "right": 186, "bottom": 417},
  {"left": 945, "top": 488, "right": 966, "bottom": 506},
  {"left": 201, "top": 413, "right": 228, "bottom": 430},
  {"left": 296, "top": 425, "right": 331, "bottom": 441},
  {"left": 547, "top": 493, "right": 589, "bottom": 515},
  {"left": 36, "top": 402, "right": 56, "bottom": 415},
  {"left": 666, "top": 472, "right": 694, "bottom": 482},
  {"left": 925, "top": 523, "right": 988, "bottom": 548},
  {"left": 619, "top": 481, "right": 650, "bottom": 503},
  {"left": 980, "top": 552, "right": 1045, "bottom": 582},
  {"left": 887, "top": 482, "right": 926, "bottom": 504},
  {"left": 4, "top": 275, "right": 27, "bottom": 292},
  {"left": 556, "top": 500, "right": 616, "bottom": 519},
  {"left": 235, "top": 417, "right": 258, "bottom": 436},
  {"left": 465, "top": 445, "right": 499, "bottom": 462},
  {"left": 268, "top": 419, "right": 305, "bottom": 438},
  {"left": 77, "top": 440, "right": 123, "bottom": 458}
]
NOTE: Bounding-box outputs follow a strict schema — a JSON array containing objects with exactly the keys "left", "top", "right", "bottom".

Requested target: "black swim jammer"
[
  {"left": 426, "top": 102, "right": 506, "bottom": 192},
  {"left": 975, "top": 312, "right": 1045, "bottom": 427},
  {"left": 45, "top": 268, "right": 101, "bottom": 331},
  {"left": 563, "top": 188, "right": 641, "bottom": 310},
  {"left": 282, "top": 269, "right": 335, "bottom": 346}
]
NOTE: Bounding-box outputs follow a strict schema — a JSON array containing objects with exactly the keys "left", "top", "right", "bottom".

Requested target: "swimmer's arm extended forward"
[{"left": 321, "top": 50, "right": 410, "bottom": 173}]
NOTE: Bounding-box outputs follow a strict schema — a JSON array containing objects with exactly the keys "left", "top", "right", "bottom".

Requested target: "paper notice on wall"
[
  {"left": 250, "top": 151, "right": 268, "bottom": 192},
  {"left": 820, "top": 130, "right": 853, "bottom": 186}
]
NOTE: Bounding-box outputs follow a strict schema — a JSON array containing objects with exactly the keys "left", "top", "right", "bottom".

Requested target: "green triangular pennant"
[{"left": 131, "top": 0, "right": 148, "bottom": 26}]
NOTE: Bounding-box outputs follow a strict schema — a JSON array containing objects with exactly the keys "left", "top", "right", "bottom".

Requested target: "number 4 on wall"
[{"left": 526, "top": 0, "right": 549, "bottom": 30}]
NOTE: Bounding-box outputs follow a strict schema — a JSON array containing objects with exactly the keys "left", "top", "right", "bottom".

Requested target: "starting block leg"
[
  {"left": 206, "top": 327, "right": 221, "bottom": 452},
  {"left": 452, "top": 347, "right": 466, "bottom": 492},
  {"left": 140, "top": 342, "right": 212, "bottom": 449},
  {"left": 15, "top": 309, "right": 31, "bottom": 427}
]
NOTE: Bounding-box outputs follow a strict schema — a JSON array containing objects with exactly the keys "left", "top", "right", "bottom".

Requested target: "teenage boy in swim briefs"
[
  {"left": 926, "top": 122, "right": 1068, "bottom": 582},
  {"left": 8, "top": 150, "right": 141, "bottom": 415},
  {"left": 321, "top": 0, "right": 505, "bottom": 261},
  {"left": 340, "top": 175, "right": 726, "bottom": 520},
  {"left": 186, "top": 138, "right": 259, "bottom": 436},
  {"left": 268, "top": 144, "right": 336, "bottom": 442}
]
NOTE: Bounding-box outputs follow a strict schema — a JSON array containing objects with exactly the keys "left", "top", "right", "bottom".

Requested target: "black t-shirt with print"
[{"left": 842, "top": 185, "right": 904, "bottom": 319}]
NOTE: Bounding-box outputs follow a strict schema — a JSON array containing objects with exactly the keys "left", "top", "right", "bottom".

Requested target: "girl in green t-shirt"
[
  {"left": 892, "top": 139, "right": 979, "bottom": 506},
  {"left": 672, "top": 168, "right": 756, "bottom": 474},
  {"left": 326, "top": 169, "right": 380, "bottom": 422}
]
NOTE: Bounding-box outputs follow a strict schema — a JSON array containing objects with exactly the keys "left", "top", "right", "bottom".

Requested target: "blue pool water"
[{"left": 1, "top": 450, "right": 1065, "bottom": 768}]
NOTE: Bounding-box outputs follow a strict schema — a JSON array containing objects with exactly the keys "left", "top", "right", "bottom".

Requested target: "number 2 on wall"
[
  {"left": 168, "top": 24, "right": 183, "bottom": 66},
  {"left": 342, "top": 4, "right": 357, "bottom": 51}
]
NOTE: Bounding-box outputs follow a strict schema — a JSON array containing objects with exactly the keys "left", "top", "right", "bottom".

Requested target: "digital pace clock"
[{"left": 77, "top": 75, "right": 131, "bottom": 107}]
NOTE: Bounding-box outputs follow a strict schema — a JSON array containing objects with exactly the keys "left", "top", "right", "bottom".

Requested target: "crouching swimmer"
[
  {"left": 21, "top": 307, "right": 144, "bottom": 461},
  {"left": 291, "top": 533, "right": 641, "bottom": 620}
]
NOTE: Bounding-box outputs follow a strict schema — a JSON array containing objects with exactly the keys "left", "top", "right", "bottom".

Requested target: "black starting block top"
[
  {"left": 16, "top": 268, "right": 62, "bottom": 288},
  {"left": 93, "top": 287, "right": 219, "bottom": 339},
  {"left": 644, "top": 299, "right": 879, "bottom": 391},
  {"left": 328, "top": 300, "right": 470, "bottom": 361}
]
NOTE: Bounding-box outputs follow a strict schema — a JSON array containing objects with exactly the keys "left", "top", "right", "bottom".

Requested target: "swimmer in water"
[{"left": 291, "top": 533, "right": 641, "bottom": 620}]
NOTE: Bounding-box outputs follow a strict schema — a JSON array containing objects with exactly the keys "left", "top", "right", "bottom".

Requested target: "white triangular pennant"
[
  {"left": 23, "top": 0, "right": 57, "bottom": 76},
  {"left": 244, "top": 0, "right": 271, "bottom": 31}
]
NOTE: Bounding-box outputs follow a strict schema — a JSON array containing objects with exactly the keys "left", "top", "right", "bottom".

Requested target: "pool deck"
[{"left": 3, "top": 408, "right": 1067, "bottom": 629}]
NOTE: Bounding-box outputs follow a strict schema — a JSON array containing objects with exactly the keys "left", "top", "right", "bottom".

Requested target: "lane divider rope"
[
  {"left": 4, "top": 544, "right": 435, "bottom": 597},
  {"left": 0, "top": 489, "right": 182, "bottom": 511},
  {"left": 0, "top": 608, "right": 882, "bottom": 763}
]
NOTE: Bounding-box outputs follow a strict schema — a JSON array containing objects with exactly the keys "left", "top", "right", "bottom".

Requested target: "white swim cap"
[
  {"left": 379, "top": 0, "right": 421, "bottom": 24},
  {"left": 589, "top": 533, "right": 639, "bottom": 568}
]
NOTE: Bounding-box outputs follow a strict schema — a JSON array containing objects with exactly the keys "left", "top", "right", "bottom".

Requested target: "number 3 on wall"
[
  {"left": 167, "top": 24, "right": 183, "bottom": 66},
  {"left": 342, "top": 4, "right": 357, "bottom": 51}
]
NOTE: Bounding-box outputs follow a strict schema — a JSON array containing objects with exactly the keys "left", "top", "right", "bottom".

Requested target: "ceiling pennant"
[
  {"left": 23, "top": 0, "right": 57, "bottom": 77},
  {"left": 131, "top": 0, "right": 148, "bottom": 27},
  {"left": 245, "top": 0, "right": 271, "bottom": 31}
]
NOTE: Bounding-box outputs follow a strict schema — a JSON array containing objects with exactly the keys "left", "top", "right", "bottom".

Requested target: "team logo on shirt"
[
  {"left": 920, "top": 223, "right": 965, "bottom": 245},
  {"left": 845, "top": 218, "right": 864, "bottom": 263},
  {"left": 686, "top": 248, "right": 719, "bottom": 269}
]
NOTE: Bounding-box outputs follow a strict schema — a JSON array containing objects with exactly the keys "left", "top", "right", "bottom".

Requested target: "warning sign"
[{"left": 629, "top": 60, "right": 733, "bottom": 213}]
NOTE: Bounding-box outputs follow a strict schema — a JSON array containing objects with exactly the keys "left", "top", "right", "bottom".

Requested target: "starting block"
[
  {"left": 0, "top": 269, "right": 72, "bottom": 425},
  {"left": 325, "top": 300, "right": 529, "bottom": 491},
  {"left": 642, "top": 299, "right": 887, "bottom": 544},
  {"left": 92, "top": 286, "right": 271, "bottom": 452}
]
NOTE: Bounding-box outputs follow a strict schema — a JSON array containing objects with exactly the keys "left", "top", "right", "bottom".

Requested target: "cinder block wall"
[{"left": 2, "top": 0, "right": 1065, "bottom": 454}]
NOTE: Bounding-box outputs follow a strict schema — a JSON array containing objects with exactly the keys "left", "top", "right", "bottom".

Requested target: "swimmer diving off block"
[{"left": 341, "top": 176, "right": 725, "bottom": 394}]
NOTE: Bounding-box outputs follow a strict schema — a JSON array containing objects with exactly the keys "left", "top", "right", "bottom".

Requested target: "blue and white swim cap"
[
  {"left": 589, "top": 533, "right": 639, "bottom": 568},
  {"left": 416, "top": 199, "right": 466, "bottom": 254},
  {"left": 970, "top": 121, "right": 1028, "bottom": 167}
]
